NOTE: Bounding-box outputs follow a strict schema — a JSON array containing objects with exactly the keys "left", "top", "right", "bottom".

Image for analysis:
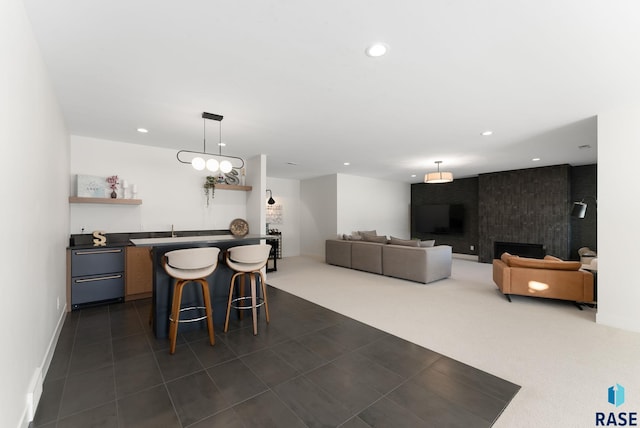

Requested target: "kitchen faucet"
[{"left": 171, "top": 224, "right": 176, "bottom": 238}]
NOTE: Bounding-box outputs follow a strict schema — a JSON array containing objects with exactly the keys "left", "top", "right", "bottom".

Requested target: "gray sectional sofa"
[{"left": 325, "top": 238, "right": 452, "bottom": 284}]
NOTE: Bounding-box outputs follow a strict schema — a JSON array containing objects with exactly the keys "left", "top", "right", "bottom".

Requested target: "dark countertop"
[
  {"left": 68, "top": 229, "right": 232, "bottom": 249},
  {"left": 130, "top": 234, "right": 273, "bottom": 247}
]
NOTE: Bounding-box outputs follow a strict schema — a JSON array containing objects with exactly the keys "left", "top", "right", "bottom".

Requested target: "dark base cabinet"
[{"left": 70, "top": 247, "right": 125, "bottom": 310}]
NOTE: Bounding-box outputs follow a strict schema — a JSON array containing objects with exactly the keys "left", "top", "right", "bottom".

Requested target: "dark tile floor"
[{"left": 33, "top": 286, "right": 519, "bottom": 427}]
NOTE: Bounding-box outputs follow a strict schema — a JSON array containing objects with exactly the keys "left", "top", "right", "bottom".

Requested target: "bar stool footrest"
[
  {"left": 170, "top": 306, "right": 209, "bottom": 323},
  {"left": 230, "top": 296, "right": 265, "bottom": 310}
]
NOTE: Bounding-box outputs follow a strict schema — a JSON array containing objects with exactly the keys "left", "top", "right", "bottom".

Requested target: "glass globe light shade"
[
  {"left": 191, "top": 157, "right": 205, "bottom": 171},
  {"left": 206, "top": 159, "right": 219, "bottom": 172},
  {"left": 220, "top": 160, "right": 233, "bottom": 173}
]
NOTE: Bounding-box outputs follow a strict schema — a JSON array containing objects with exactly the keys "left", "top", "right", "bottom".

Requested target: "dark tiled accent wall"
[
  {"left": 411, "top": 164, "right": 597, "bottom": 263},
  {"left": 570, "top": 164, "right": 597, "bottom": 260},
  {"left": 410, "top": 177, "right": 479, "bottom": 255},
  {"left": 478, "top": 164, "right": 571, "bottom": 263}
]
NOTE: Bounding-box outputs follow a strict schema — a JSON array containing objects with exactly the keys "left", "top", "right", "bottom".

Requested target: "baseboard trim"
[
  {"left": 18, "top": 303, "right": 67, "bottom": 428},
  {"left": 453, "top": 253, "right": 479, "bottom": 262}
]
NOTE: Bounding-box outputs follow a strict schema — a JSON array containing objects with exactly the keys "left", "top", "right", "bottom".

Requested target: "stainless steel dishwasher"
[{"left": 70, "top": 247, "right": 125, "bottom": 309}]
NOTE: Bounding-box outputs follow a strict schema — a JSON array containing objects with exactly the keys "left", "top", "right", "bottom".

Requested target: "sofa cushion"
[
  {"left": 351, "top": 241, "right": 383, "bottom": 274},
  {"left": 362, "top": 234, "right": 388, "bottom": 244},
  {"left": 509, "top": 256, "right": 582, "bottom": 271},
  {"left": 389, "top": 236, "right": 420, "bottom": 247},
  {"left": 419, "top": 240, "right": 435, "bottom": 247}
]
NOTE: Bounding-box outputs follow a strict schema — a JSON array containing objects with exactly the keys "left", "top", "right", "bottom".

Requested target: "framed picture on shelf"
[{"left": 76, "top": 174, "right": 107, "bottom": 197}]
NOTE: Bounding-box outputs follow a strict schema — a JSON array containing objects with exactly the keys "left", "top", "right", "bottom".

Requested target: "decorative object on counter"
[
  {"left": 204, "top": 175, "right": 216, "bottom": 206},
  {"left": 131, "top": 183, "right": 138, "bottom": 199},
  {"left": 176, "top": 112, "right": 245, "bottom": 173},
  {"left": 77, "top": 174, "right": 108, "bottom": 197},
  {"left": 229, "top": 218, "right": 249, "bottom": 237},
  {"left": 93, "top": 230, "right": 107, "bottom": 247},
  {"left": 106, "top": 175, "right": 119, "bottom": 198},
  {"left": 240, "top": 168, "right": 246, "bottom": 186}
]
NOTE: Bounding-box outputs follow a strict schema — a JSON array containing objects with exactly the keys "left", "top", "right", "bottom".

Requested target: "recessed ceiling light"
[
  {"left": 365, "top": 43, "right": 388, "bottom": 57},
  {"left": 411, "top": 174, "right": 417, "bottom": 178},
  {"left": 218, "top": 142, "right": 226, "bottom": 147},
  {"left": 532, "top": 158, "right": 541, "bottom": 162},
  {"left": 137, "top": 128, "right": 148, "bottom": 133},
  {"left": 481, "top": 130, "right": 493, "bottom": 136},
  {"left": 343, "top": 162, "right": 350, "bottom": 166}
]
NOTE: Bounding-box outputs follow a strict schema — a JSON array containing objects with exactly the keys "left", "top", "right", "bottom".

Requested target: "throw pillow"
[
  {"left": 362, "top": 234, "right": 388, "bottom": 244},
  {"left": 389, "top": 236, "right": 420, "bottom": 247},
  {"left": 359, "top": 230, "right": 377, "bottom": 237},
  {"left": 419, "top": 240, "right": 435, "bottom": 247}
]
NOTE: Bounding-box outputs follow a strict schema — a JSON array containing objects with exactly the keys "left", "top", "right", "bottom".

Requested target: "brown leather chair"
[{"left": 493, "top": 252, "right": 594, "bottom": 306}]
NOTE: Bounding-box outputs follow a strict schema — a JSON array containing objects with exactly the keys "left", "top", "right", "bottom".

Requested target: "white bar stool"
[
  {"left": 163, "top": 247, "right": 220, "bottom": 354},
  {"left": 224, "top": 244, "right": 272, "bottom": 335}
]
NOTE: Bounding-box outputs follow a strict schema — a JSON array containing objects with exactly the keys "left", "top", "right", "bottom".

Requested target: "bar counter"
[{"left": 130, "top": 234, "right": 272, "bottom": 339}]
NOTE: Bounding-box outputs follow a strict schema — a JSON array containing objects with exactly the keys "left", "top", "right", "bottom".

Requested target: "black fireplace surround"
[{"left": 494, "top": 241, "right": 545, "bottom": 259}]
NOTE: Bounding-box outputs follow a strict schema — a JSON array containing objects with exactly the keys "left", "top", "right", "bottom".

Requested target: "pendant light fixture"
[
  {"left": 176, "top": 112, "right": 245, "bottom": 173},
  {"left": 424, "top": 161, "right": 454, "bottom": 183}
]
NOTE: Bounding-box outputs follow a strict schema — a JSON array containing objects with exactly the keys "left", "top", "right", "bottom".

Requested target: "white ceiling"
[{"left": 23, "top": 0, "right": 640, "bottom": 182}]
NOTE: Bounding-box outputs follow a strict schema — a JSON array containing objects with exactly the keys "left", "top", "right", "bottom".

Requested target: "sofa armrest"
[
  {"left": 382, "top": 244, "right": 451, "bottom": 283},
  {"left": 492, "top": 259, "right": 511, "bottom": 293},
  {"left": 581, "top": 270, "right": 595, "bottom": 302},
  {"left": 424, "top": 245, "right": 453, "bottom": 283},
  {"left": 325, "top": 239, "right": 352, "bottom": 268}
]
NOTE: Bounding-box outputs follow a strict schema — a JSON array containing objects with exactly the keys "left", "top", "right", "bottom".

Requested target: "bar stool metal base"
[{"left": 224, "top": 271, "right": 270, "bottom": 335}]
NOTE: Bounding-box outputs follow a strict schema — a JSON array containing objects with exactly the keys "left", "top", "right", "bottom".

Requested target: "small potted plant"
[
  {"left": 106, "top": 175, "right": 119, "bottom": 198},
  {"left": 204, "top": 175, "right": 216, "bottom": 206}
]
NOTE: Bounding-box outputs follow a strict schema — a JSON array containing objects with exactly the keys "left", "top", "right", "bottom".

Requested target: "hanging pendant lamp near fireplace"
[
  {"left": 424, "top": 161, "right": 453, "bottom": 183},
  {"left": 176, "top": 112, "right": 245, "bottom": 173}
]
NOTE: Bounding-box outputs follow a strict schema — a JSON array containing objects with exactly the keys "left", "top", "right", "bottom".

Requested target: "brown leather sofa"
[{"left": 493, "top": 252, "right": 594, "bottom": 305}]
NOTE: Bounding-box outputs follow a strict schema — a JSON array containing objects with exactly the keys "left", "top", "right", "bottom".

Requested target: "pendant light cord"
[{"left": 203, "top": 118, "right": 207, "bottom": 153}]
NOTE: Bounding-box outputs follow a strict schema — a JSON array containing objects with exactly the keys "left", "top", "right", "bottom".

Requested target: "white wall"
[
  {"left": 70, "top": 136, "right": 254, "bottom": 234},
  {"left": 266, "top": 177, "right": 301, "bottom": 257},
  {"left": 300, "top": 173, "right": 411, "bottom": 257},
  {"left": 336, "top": 174, "right": 411, "bottom": 239},
  {"left": 300, "top": 175, "right": 338, "bottom": 256},
  {"left": 1, "top": 1, "right": 69, "bottom": 426},
  {"left": 596, "top": 110, "right": 640, "bottom": 332},
  {"left": 245, "top": 154, "right": 266, "bottom": 236}
]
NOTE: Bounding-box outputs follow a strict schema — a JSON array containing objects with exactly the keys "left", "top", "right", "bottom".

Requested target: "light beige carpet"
[{"left": 267, "top": 256, "right": 640, "bottom": 427}]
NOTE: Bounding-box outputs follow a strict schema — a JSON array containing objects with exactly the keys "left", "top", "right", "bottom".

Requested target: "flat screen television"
[{"left": 412, "top": 204, "right": 465, "bottom": 235}]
